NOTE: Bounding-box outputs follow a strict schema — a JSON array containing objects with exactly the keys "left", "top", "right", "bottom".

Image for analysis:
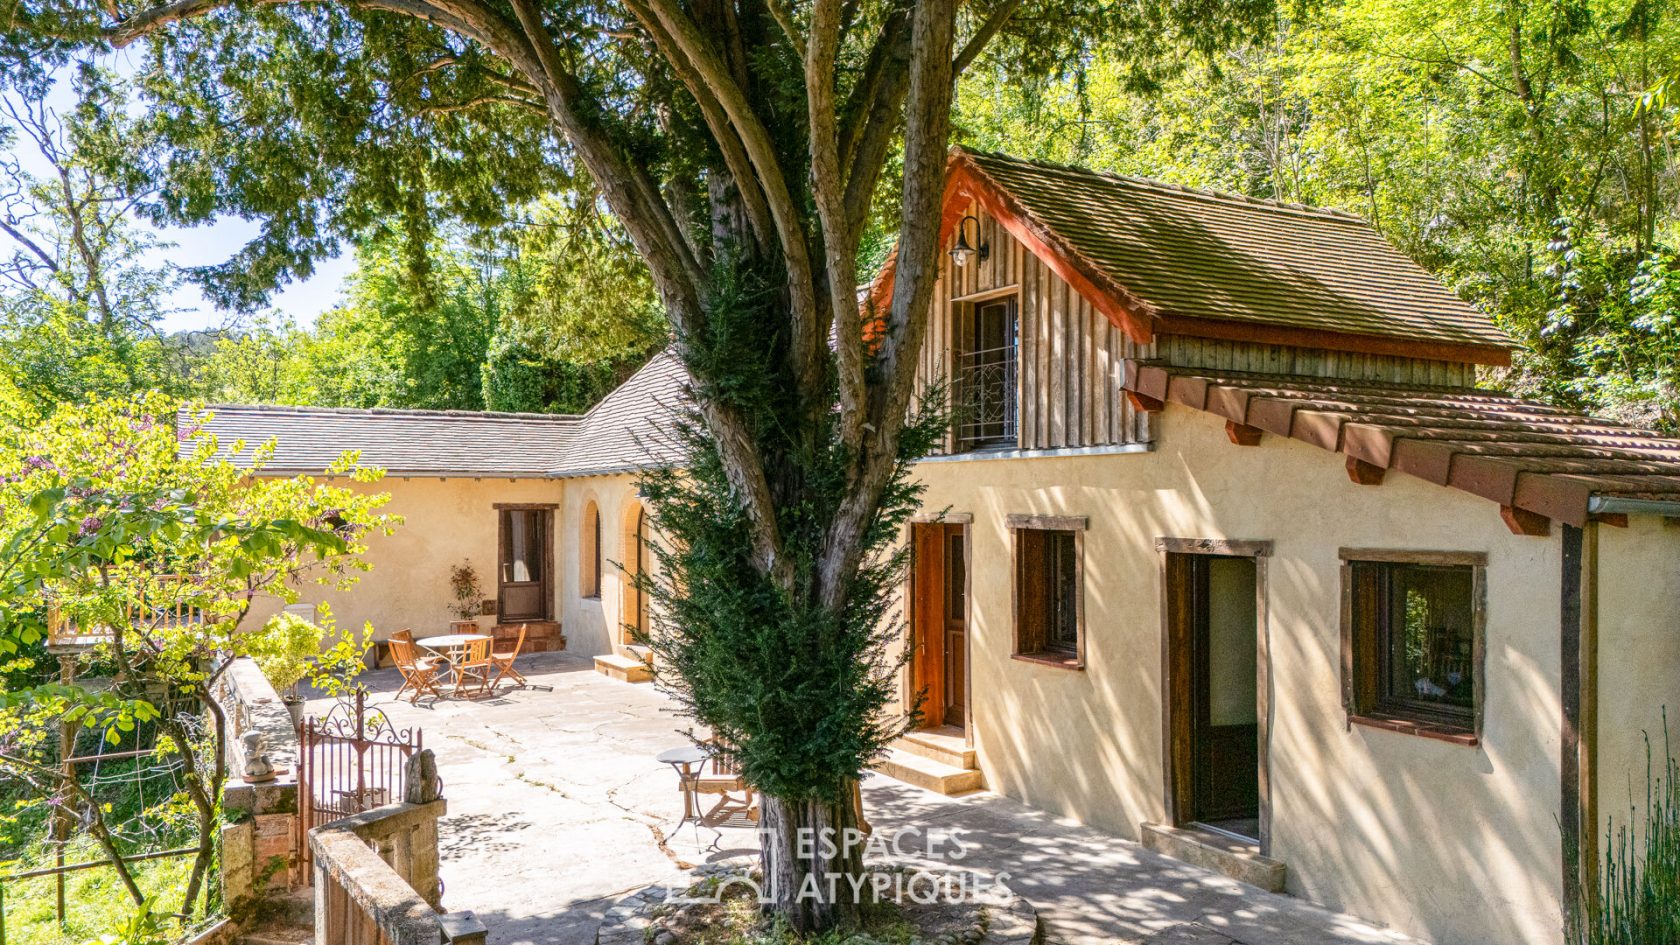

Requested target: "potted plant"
[
  {"left": 448, "top": 561, "right": 485, "bottom": 633},
  {"left": 249, "top": 610, "right": 323, "bottom": 727}
]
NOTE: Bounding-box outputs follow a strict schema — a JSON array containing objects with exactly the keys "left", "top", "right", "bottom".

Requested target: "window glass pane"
[
  {"left": 506, "top": 510, "right": 542, "bottom": 582},
  {"left": 945, "top": 532, "right": 965, "bottom": 622},
  {"left": 955, "top": 298, "right": 1018, "bottom": 450},
  {"left": 1046, "top": 531, "right": 1078, "bottom": 652},
  {"left": 1382, "top": 563, "right": 1474, "bottom": 716}
]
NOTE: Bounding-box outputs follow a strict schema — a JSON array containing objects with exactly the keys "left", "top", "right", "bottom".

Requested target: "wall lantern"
[{"left": 949, "top": 214, "right": 989, "bottom": 267}]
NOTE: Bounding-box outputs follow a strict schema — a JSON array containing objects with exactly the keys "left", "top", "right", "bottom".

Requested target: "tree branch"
[
  {"left": 953, "top": 0, "right": 1021, "bottom": 75},
  {"left": 818, "top": 0, "right": 956, "bottom": 611}
]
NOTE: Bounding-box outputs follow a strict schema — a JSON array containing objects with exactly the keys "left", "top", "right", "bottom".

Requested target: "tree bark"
[{"left": 757, "top": 783, "right": 869, "bottom": 933}]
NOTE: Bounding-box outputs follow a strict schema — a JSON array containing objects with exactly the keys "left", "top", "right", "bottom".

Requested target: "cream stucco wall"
[
  {"left": 247, "top": 476, "right": 564, "bottom": 645},
  {"left": 905, "top": 403, "right": 1569, "bottom": 945},
  {"left": 1593, "top": 518, "right": 1680, "bottom": 855},
  {"left": 556, "top": 474, "right": 648, "bottom": 657}
]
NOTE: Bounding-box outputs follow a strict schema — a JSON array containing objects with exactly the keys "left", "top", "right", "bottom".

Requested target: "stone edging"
[{"left": 595, "top": 860, "right": 1040, "bottom": 945}]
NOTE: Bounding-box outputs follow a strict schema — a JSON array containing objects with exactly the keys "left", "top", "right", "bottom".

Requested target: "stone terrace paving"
[{"left": 307, "top": 653, "right": 1423, "bottom": 945}]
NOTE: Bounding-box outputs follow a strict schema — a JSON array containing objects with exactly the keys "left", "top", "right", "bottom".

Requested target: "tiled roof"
[
  {"left": 182, "top": 353, "right": 694, "bottom": 479},
  {"left": 547, "top": 350, "right": 690, "bottom": 478},
  {"left": 959, "top": 149, "right": 1512, "bottom": 358},
  {"left": 1123, "top": 361, "right": 1680, "bottom": 527},
  {"left": 182, "top": 404, "right": 581, "bottom": 477}
]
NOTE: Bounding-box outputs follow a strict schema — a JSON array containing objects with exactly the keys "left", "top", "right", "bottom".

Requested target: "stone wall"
[{"left": 215, "top": 657, "right": 302, "bottom": 901}]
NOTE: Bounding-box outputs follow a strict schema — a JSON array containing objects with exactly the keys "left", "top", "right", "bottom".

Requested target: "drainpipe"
[{"left": 1560, "top": 521, "right": 1601, "bottom": 931}]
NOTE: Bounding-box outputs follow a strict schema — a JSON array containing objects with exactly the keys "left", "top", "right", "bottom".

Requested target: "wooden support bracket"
[
  {"left": 1587, "top": 512, "right": 1628, "bottom": 528},
  {"left": 1345, "top": 456, "right": 1386, "bottom": 486},
  {"left": 1500, "top": 505, "right": 1552, "bottom": 537},
  {"left": 1126, "top": 390, "right": 1165, "bottom": 414},
  {"left": 1225, "top": 421, "right": 1263, "bottom": 447}
]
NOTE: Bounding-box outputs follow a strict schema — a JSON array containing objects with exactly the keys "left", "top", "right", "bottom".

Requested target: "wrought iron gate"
[{"left": 297, "top": 690, "right": 423, "bottom": 878}]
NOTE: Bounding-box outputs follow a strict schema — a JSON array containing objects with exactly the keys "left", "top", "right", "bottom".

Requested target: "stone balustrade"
[{"left": 309, "top": 788, "right": 486, "bottom": 945}]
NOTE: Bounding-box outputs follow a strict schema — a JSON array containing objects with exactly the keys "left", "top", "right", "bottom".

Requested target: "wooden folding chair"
[
  {"left": 390, "top": 637, "right": 445, "bottom": 704},
  {"left": 490, "top": 624, "right": 529, "bottom": 690},
  {"left": 453, "top": 637, "right": 494, "bottom": 697},
  {"left": 693, "top": 741, "right": 758, "bottom": 848}
]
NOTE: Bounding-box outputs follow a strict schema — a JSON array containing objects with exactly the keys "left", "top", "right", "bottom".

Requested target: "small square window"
[
  {"left": 1014, "top": 527, "right": 1083, "bottom": 665},
  {"left": 1342, "top": 551, "right": 1484, "bottom": 741}
]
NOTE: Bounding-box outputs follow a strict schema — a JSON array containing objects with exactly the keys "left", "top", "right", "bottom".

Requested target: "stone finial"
[{"left": 404, "top": 749, "right": 441, "bottom": 804}]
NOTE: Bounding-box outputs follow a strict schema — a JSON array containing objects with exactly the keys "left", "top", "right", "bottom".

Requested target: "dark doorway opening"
[
  {"left": 498, "top": 506, "right": 553, "bottom": 622},
  {"left": 1167, "top": 552, "right": 1260, "bottom": 842}
]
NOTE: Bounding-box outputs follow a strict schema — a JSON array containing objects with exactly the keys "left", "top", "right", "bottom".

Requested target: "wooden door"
[
  {"left": 911, "top": 523, "right": 967, "bottom": 730},
  {"left": 1167, "top": 553, "right": 1259, "bottom": 833},
  {"left": 498, "top": 507, "right": 551, "bottom": 621}
]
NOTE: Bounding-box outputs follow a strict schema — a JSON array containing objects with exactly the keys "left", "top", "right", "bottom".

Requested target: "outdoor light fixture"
[{"left": 949, "top": 214, "right": 989, "bottom": 267}]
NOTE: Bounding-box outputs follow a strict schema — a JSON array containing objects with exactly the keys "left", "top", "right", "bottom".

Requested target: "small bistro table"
[
  {"left": 417, "top": 633, "right": 493, "bottom": 692},
  {"left": 656, "top": 746, "right": 710, "bottom": 832}
]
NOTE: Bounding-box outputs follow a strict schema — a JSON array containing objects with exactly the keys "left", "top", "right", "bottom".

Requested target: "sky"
[{"left": 3, "top": 54, "right": 353, "bottom": 334}]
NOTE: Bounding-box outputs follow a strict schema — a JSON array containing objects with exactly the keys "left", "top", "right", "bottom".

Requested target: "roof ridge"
[
  {"left": 574, "top": 348, "right": 683, "bottom": 423},
  {"left": 955, "top": 147, "right": 1368, "bottom": 224},
  {"left": 191, "top": 403, "right": 582, "bottom": 423}
]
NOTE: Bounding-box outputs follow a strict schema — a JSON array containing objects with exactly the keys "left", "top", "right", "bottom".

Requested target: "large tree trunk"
[{"left": 757, "top": 782, "right": 869, "bottom": 933}]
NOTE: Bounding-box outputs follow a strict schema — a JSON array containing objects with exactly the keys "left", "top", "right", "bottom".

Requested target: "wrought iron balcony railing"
[{"left": 954, "top": 340, "right": 1018, "bottom": 451}]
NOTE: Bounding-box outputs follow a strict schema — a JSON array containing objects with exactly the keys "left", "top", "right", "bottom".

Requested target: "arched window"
[
  {"left": 580, "top": 500, "right": 601, "bottom": 599},
  {"left": 619, "top": 501, "right": 649, "bottom": 645}
]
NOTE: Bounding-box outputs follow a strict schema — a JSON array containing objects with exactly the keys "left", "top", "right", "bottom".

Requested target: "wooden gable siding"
[
  {"left": 916, "top": 201, "right": 1154, "bottom": 452},
  {"left": 1157, "top": 336, "right": 1478, "bottom": 387}
]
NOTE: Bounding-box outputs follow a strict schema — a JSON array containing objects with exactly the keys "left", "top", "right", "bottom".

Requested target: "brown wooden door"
[
  {"left": 498, "top": 508, "right": 552, "bottom": 621},
  {"left": 1167, "top": 553, "right": 1259, "bottom": 833},
  {"left": 911, "top": 523, "right": 967, "bottom": 730}
]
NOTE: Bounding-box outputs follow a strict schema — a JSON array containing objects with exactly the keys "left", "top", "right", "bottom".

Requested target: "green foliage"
[
  {"left": 447, "top": 561, "right": 483, "bottom": 621},
  {"left": 244, "top": 604, "right": 368, "bottom": 697},
  {"left": 191, "top": 210, "right": 665, "bottom": 415},
  {"left": 955, "top": 0, "right": 1680, "bottom": 427},
  {"left": 0, "top": 71, "right": 190, "bottom": 415},
  {"left": 0, "top": 850, "right": 192, "bottom": 945},
  {"left": 79, "top": 903, "right": 170, "bottom": 945},
  {"left": 0, "top": 391, "right": 398, "bottom": 919},
  {"left": 637, "top": 254, "right": 946, "bottom": 804},
  {"left": 245, "top": 611, "right": 322, "bottom": 695},
  {"left": 1571, "top": 720, "right": 1680, "bottom": 943}
]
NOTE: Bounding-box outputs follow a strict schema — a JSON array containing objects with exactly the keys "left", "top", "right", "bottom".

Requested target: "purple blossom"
[{"left": 78, "top": 516, "right": 103, "bottom": 537}]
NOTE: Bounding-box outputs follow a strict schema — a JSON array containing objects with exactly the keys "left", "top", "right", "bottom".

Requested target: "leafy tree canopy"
[
  {"left": 5, "top": 0, "right": 1287, "bottom": 929},
  {"left": 955, "top": 0, "right": 1680, "bottom": 427}
]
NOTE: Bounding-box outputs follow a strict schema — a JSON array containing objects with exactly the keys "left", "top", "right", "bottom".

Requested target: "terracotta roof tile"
[
  {"left": 961, "top": 149, "right": 1511, "bottom": 354},
  {"left": 1123, "top": 361, "right": 1680, "bottom": 526}
]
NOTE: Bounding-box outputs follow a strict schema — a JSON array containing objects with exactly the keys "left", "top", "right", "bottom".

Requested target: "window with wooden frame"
[
  {"left": 1011, "top": 515, "right": 1087, "bottom": 667},
  {"left": 953, "top": 295, "right": 1019, "bottom": 452},
  {"left": 1341, "top": 549, "right": 1486, "bottom": 743},
  {"left": 580, "top": 501, "right": 602, "bottom": 599}
]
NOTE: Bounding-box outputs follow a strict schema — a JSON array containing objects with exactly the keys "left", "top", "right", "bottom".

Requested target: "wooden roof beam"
[
  {"left": 1501, "top": 505, "right": 1553, "bottom": 537},
  {"left": 1226, "top": 421, "right": 1263, "bottom": 446},
  {"left": 1346, "top": 456, "right": 1386, "bottom": 485}
]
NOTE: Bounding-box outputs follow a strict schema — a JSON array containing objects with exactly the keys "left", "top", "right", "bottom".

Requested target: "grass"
[{"left": 0, "top": 840, "right": 202, "bottom": 945}]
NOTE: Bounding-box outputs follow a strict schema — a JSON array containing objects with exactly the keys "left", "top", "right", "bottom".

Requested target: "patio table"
[{"left": 417, "top": 633, "right": 492, "bottom": 690}]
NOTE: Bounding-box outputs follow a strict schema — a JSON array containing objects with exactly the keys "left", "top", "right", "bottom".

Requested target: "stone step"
[
  {"left": 896, "top": 726, "right": 975, "bottom": 770},
  {"left": 235, "top": 922, "right": 312, "bottom": 945},
  {"left": 594, "top": 653, "right": 653, "bottom": 683},
  {"left": 621, "top": 643, "right": 653, "bottom": 664},
  {"left": 1140, "top": 822, "right": 1286, "bottom": 893},
  {"left": 871, "top": 748, "right": 984, "bottom": 796}
]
